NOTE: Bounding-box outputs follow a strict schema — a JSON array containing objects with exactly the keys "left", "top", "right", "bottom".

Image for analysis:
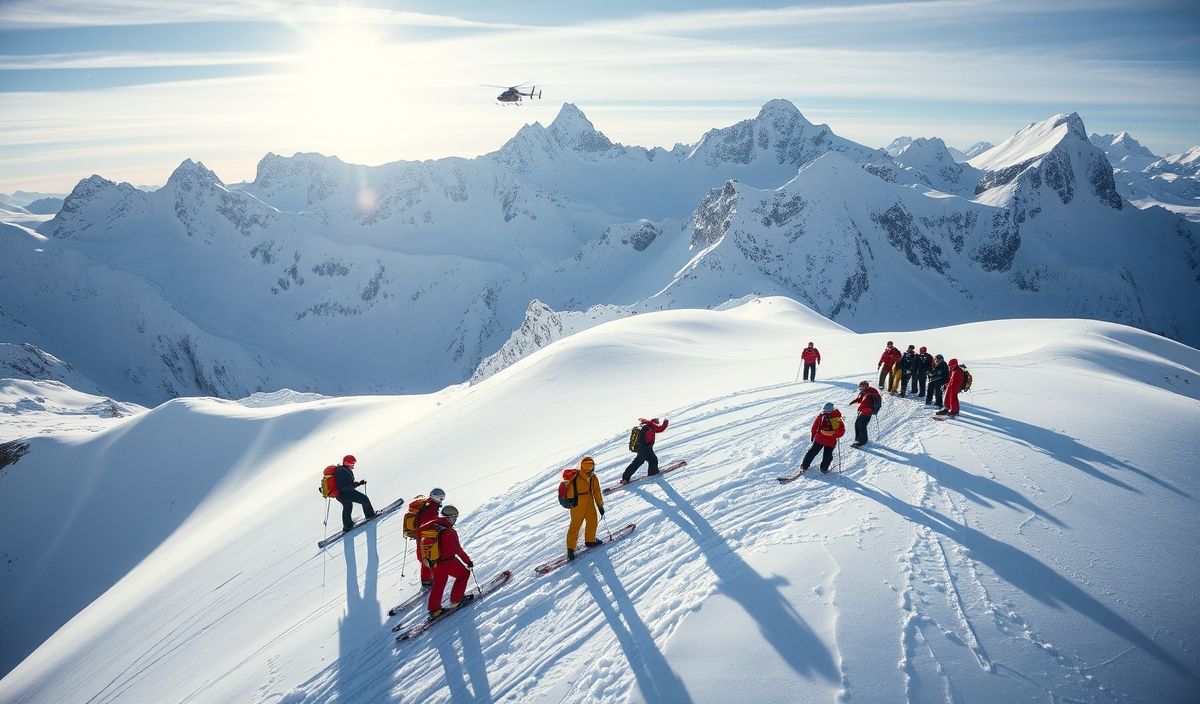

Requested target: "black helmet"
[{"left": 441, "top": 505, "right": 459, "bottom": 522}]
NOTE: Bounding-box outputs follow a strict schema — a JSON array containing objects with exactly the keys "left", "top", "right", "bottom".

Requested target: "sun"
[{"left": 282, "top": 20, "right": 406, "bottom": 152}]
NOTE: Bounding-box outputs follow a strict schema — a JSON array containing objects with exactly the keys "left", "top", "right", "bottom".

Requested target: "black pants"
[
  {"left": 899, "top": 372, "right": 912, "bottom": 396},
  {"left": 338, "top": 489, "right": 375, "bottom": 531},
  {"left": 878, "top": 367, "right": 889, "bottom": 388},
  {"left": 913, "top": 373, "right": 926, "bottom": 397},
  {"left": 926, "top": 381, "right": 945, "bottom": 407},
  {"left": 854, "top": 414, "right": 872, "bottom": 444},
  {"left": 803, "top": 363, "right": 816, "bottom": 381},
  {"left": 622, "top": 445, "right": 659, "bottom": 481},
  {"left": 802, "top": 443, "right": 834, "bottom": 471}
]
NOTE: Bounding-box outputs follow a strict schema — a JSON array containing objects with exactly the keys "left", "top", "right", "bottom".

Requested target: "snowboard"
[
  {"left": 602, "top": 460, "right": 687, "bottom": 495},
  {"left": 317, "top": 496, "right": 406, "bottom": 548},
  {"left": 394, "top": 570, "right": 512, "bottom": 641},
  {"left": 534, "top": 523, "right": 636, "bottom": 576}
]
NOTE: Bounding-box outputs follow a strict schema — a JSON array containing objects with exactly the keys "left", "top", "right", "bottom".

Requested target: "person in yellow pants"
[{"left": 565, "top": 456, "right": 604, "bottom": 561}]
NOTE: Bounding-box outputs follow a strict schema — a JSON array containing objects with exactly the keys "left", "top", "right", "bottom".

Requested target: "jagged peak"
[
  {"left": 756, "top": 98, "right": 806, "bottom": 122},
  {"left": 547, "top": 102, "right": 614, "bottom": 154},
  {"left": 970, "top": 112, "right": 1091, "bottom": 172},
  {"left": 166, "top": 159, "right": 223, "bottom": 188},
  {"left": 549, "top": 102, "right": 592, "bottom": 130}
]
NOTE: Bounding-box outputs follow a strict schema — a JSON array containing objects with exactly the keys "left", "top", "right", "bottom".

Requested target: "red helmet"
[
  {"left": 919, "top": 346, "right": 927, "bottom": 353},
  {"left": 343, "top": 454, "right": 357, "bottom": 466},
  {"left": 886, "top": 340, "right": 894, "bottom": 347}
]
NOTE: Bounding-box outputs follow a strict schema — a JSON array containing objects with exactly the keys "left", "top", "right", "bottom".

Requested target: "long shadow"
[
  {"left": 637, "top": 481, "right": 839, "bottom": 683},
  {"left": 890, "top": 448, "right": 1066, "bottom": 528},
  {"left": 333, "top": 521, "right": 389, "bottom": 702},
  {"left": 579, "top": 552, "right": 693, "bottom": 703},
  {"left": 960, "top": 403, "right": 1191, "bottom": 499},
  {"left": 432, "top": 608, "right": 493, "bottom": 702},
  {"left": 838, "top": 476, "right": 1191, "bottom": 676}
]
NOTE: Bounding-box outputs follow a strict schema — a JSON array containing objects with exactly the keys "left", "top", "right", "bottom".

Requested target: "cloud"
[{"left": 0, "top": 52, "right": 288, "bottom": 70}]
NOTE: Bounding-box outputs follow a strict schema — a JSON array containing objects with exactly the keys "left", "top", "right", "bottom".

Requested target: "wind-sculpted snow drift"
[
  {"left": 1, "top": 299, "right": 1197, "bottom": 702},
  {"left": 1, "top": 102, "right": 1197, "bottom": 402}
]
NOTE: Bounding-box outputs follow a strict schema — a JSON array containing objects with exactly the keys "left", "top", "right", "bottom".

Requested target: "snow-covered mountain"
[
  {"left": 1146, "top": 145, "right": 1200, "bottom": 178},
  {"left": 1089, "top": 131, "right": 1159, "bottom": 171},
  {"left": 2, "top": 299, "right": 1197, "bottom": 702},
  {"left": 1, "top": 103, "right": 1197, "bottom": 404},
  {"left": 947, "top": 141, "right": 994, "bottom": 162}
]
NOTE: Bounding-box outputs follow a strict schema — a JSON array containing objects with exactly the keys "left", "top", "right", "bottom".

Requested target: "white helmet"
[{"left": 429, "top": 488, "right": 446, "bottom": 503}]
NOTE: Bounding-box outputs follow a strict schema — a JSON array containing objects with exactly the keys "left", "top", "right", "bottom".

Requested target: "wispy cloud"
[{"left": 0, "top": 51, "right": 287, "bottom": 70}]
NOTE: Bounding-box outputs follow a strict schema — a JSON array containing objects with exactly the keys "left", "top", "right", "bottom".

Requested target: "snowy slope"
[
  {"left": 2, "top": 298, "right": 1198, "bottom": 703},
  {"left": 1146, "top": 145, "right": 1200, "bottom": 178},
  {"left": 1088, "top": 132, "right": 1158, "bottom": 171},
  {"left": 890, "top": 137, "right": 982, "bottom": 195}
]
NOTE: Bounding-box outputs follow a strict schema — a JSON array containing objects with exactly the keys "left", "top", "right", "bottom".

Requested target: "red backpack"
[
  {"left": 318, "top": 465, "right": 339, "bottom": 498},
  {"left": 557, "top": 469, "right": 579, "bottom": 509}
]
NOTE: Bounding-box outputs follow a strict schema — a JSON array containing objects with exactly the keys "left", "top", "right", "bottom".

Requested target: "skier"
[
  {"left": 898, "top": 345, "right": 917, "bottom": 398},
  {"left": 926, "top": 354, "right": 948, "bottom": 407},
  {"left": 420, "top": 505, "right": 474, "bottom": 619},
  {"left": 848, "top": 381, "right": 882, "bottom": 448},
  {"left": 800, "top": 402, "right": 846, "bottom": 473},
  {"left": 334, "top": 454, "right": 375, "bottom": 533},
  {"left": 877, "top": 341, "right": 901, "bottom": 393},
  {"left": 800, "top": 342, "right": 821, "bottom": 382},
  {"left": 621, "top": 417, "right": 669, "bottom": 483},
  {"left": 936, "top": 358, "right": 965, "bottom": 417},
  {"left": 565, "top": 456, "right": 605, "bottom": 560},
  {"left": 413, "top": 488, "right": 445, "bottom": 588},
  {"left": 913, "top": 346, "right": 932, "bottom": 398}
]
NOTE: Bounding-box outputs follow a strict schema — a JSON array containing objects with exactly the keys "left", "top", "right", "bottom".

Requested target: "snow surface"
[{"left": 2, "top": 297, "right": 1197, "bottom": 703}]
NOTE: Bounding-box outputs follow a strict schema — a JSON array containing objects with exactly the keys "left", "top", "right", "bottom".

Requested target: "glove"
[
  {"left": 355, "top": 480, "right": 366, "bottom": 486},
  {"left": 877, "top": 363, "right": 882, "bottom": 369},
  {"left": 599, "top": 506, "right": 605, "bottom": 516},
  {"left": 465, "top": 561, "right": 474, "bottom": 569}
]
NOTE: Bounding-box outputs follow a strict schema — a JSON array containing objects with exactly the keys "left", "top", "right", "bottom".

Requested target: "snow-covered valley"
[{"left": 1, "top": 298, "right": 1197, "bottom": 703}]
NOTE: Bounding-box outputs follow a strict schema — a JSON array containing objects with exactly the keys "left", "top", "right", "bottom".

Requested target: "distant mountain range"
[{"left": 1, "top": 101, "right": 1197, "bottom": 403}]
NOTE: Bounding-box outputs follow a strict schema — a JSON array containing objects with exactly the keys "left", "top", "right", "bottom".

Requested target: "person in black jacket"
[
  {"left": 335, "top": 454, "right": 375, "bottom": 532},
  {"left": 913, "top": 346, "right": 932, "bottom": 398},
  {"left": 898, "top": 345, "right": 917, "bottom": 397},
  {"left": 926, "top": 354, "right": 948, "bottom": 407}
]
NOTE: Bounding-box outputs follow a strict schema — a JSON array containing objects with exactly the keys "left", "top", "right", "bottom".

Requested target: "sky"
[{"left": 1, "top": 0, "right": 1198, "bottom": 194}]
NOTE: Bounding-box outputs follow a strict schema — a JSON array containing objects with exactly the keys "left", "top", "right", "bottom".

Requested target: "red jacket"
[
  {"left": 878, "top": 347, "right": 901, "bottom": 371},
  {"left": 810, "top": 410, "right": 846, "bottom": 447},
  {"left": 416, "top": 501, "right": 441, "bottom": 529},
  {"left": 946, "top": 364, "right": 964, "bottom": 395},
  {"left": 851, "top": 386, "right": 882, "bottom": 416},
  {"left": 638, "top": 418, "right": 668, "bottom": 445},
  {"left": 420, "top": 517, "right": 471, "bottom": 566},
  {"left": 801, "top": 347, "right": 821, "bottom": 364}
]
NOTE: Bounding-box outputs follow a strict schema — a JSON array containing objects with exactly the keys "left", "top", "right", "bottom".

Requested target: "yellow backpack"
[
  {"left": 419, "top": 525, "right": 443, "bottom": 566},
  {"left": 402, "top": 496, "right": 427, "bottom": 539}
]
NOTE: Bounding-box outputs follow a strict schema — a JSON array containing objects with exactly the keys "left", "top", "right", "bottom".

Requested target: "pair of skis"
[
  {"left": 317, "top": 496, "right": 407, "bottom": 548},
  {"left": 601, "top": 459, "right": 687, "bottom": 494},
  {"left": 393, "top": 570, "right": 513, "bottom": 641}
]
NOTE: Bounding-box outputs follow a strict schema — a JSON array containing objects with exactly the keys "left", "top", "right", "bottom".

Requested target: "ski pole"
[
  {"left": 323, "top": 498, "right": 331, "bottom": 528},
  {"left": 601, "top": 511, "right": 615, "bottom": 542},
  {"left": 401, "top": 537, "right": 409, "bottom": 577},
  {"left": 837, "top": 443, "right": 843, "bottom": 473},
  {"left": 794, "top": 361, "right": 803, "bottom": 382},
  {"left": 470, "top": 565, "right": 483, "bottom": 596}
]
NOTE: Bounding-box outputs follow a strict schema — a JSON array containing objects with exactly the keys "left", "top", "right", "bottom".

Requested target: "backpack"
[
  {"left": 868, "top": 390, "right": 882, "bottom": 413},
  {"left": 318, "top": 465, "right": 339, "bottom": 498},
  {"left": 558, "top": 469, "right": 579, "bottom": 509},
  {"left": 960, "top": 367, "right": 973, "bottom": 392},
  {"left": 402, "top": 496, "right": 428, "bottom": 539},
  {"left": 628, "top": 424, "right": 647, "bottom": 453},
  {"left": 818, "top": 413, "right": 844, "bottom": 436},
  {"left": 419, "top": 525, "right": 444, "bottom": 566}
]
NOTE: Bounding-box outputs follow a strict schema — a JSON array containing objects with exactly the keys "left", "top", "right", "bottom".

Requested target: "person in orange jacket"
[
  {"left": 877, "top": 341, "right": 901, "bottom": 392},
  {"left": 420, "top": 505, "right": 474, "bottom": 619},
  {"left": 413, "top": 488, "right": 445, "bottom": 588},
  {"left": 621, "top": 417, "right": 669, "bottom": 483},
  {"left": 565, "top": 456, "right": 605, "bottom": 561},
  {"left": 800, "top": 342, "right": 821, "bottom": 382},
  {"left": 801, "top": 402, "right": 846, "bottom": 473}
]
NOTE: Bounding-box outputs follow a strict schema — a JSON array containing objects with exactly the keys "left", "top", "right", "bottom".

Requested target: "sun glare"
[{"left": 284, "top": 21, "right": 405, "bottom": 155}]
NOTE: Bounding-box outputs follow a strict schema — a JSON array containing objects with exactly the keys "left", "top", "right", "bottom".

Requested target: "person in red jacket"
[
  {"left": 801, "top": 402, "right": 846, "bottom": 473},
  {"left": 621, "top": 417, "right": 669, "bottom": 483},
  {"left": 877, "top": 341, "right": 901, "bottom": 391},
  {"left": 800, "top": 342, "right": 821, "bottom": 382},
  {"left": 848, "top": 381, "right": 882, "bottom": 447},
  {"left": 420, "top": 505, "right": 474, "bottom": 619},
  {"left": 937, "top": 358, "right": 964, "bottom": 417},
  {"left": 414, "top": 488, "right": 445, "bottom": 588}
]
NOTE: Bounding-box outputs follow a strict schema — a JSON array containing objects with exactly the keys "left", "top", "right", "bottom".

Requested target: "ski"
[
  {"left": 394, "top": 570, "right": 513, "bottom": 642},
  {"left": 387, "top": 586, "right": 428, "bottom": 618},
  {"left": 534, "top": 523, "right": 637, "bottom": 576},
  {"left": 317, "top": 496, "right": 406, "bottom": 548},
  {"left": 932, "top": 414, "right": 957, "bottom": 421},
  {"left": 777, "top": 467, "right": 808, "bottom": 483},
  {"left": 602, "top": 460, "right": 687, "bottom": 495}
]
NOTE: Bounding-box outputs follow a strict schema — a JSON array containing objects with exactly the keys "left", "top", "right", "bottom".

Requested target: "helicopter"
[{"left": 483, "top": 83, "right": 542, "bottom": 105}]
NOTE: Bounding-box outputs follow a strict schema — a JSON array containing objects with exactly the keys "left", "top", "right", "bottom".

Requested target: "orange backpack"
[
  {"left": 402, "top": 496, "right": 428, "bottom": 539},
  {"left": 318, "top": 465, "right": 339, "bottom": 498},
  {"left": 418, "top": 524, "right": 445, "bottom": 566}
]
